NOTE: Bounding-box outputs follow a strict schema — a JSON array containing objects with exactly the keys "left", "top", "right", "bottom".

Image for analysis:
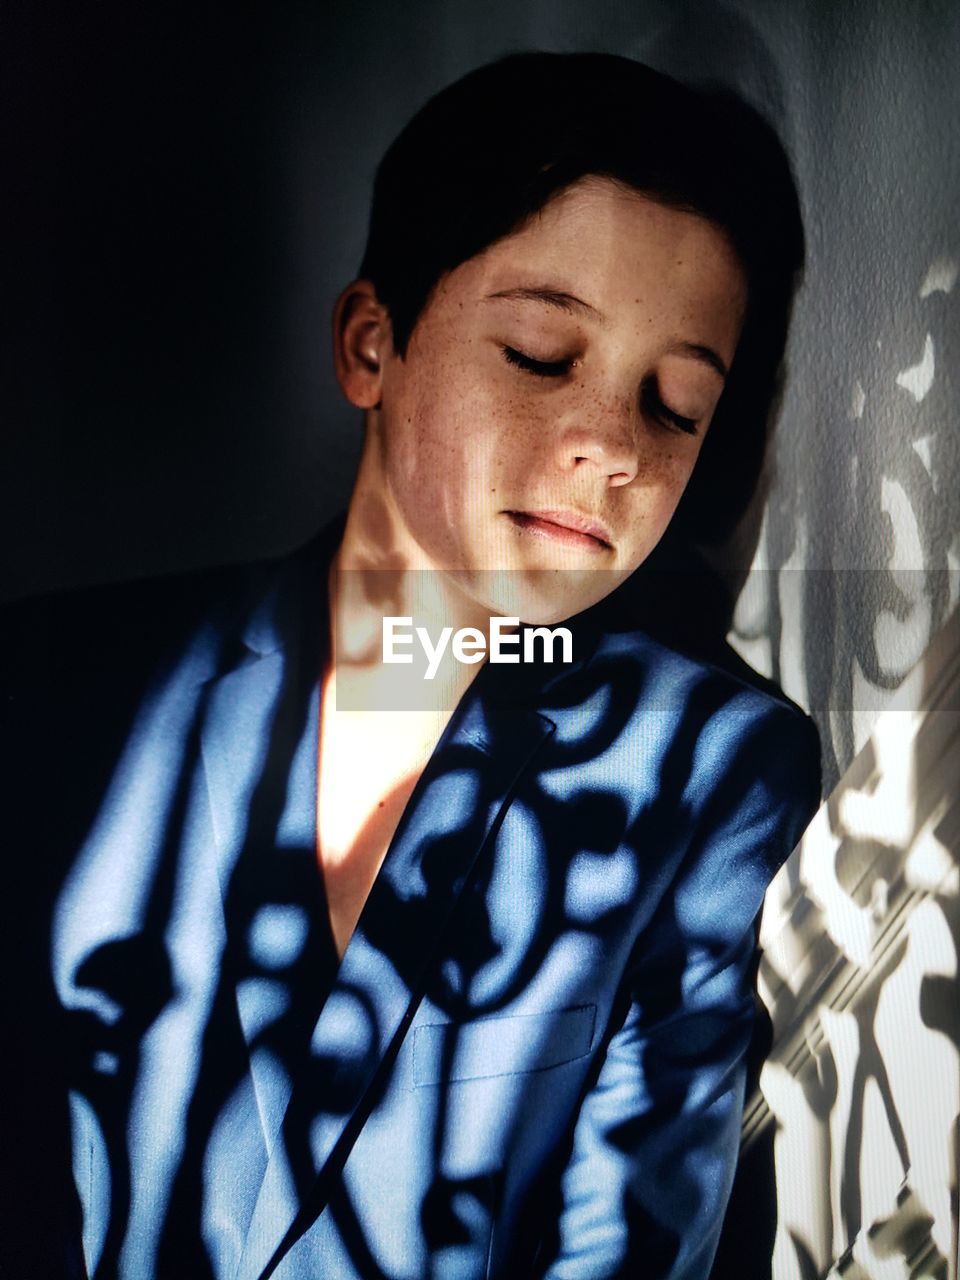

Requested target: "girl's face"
[{"left": 370, "top": 177, "right": 747, "bottom": 624}]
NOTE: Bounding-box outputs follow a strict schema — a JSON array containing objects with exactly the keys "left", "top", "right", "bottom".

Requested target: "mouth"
[{"left": 503, "top": 509, "right": 614, "bottom": 552}]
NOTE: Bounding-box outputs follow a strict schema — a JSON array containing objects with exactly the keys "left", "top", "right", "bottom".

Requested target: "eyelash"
[
  {"left": 640, "top": 386, "right": 699, "bottom": 436},
  {"left": 501, "top": 345, "right": 572, "bottom": 378},
  {"left": 500, "top": 345, "right": 700, "bottom": 436}
]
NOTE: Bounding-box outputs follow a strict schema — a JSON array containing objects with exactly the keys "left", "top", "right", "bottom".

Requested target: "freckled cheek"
[
  {"left": 633, "top": 439, "right": 695, "bottom": 489},
  {"left": 387, "top": 344, "right": 535, "bottom": 498},
  {"left": 623, "top": 451, "right": 700, "bottom": 552},
  {"left": 434, "top": 380, "right": 519, "bottom": 464},
  {"left": 388, "top": 396, "right": 495, "bottom": 513}
]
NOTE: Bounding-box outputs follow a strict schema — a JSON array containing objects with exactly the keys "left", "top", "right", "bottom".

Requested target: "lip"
[{"left": 504, "top": 509, "right": 614, "bottom": 551}]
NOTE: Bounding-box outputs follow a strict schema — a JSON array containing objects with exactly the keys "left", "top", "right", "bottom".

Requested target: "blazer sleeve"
[{"left": 534, "top": 699, "right": 821, "bottom": 1280}]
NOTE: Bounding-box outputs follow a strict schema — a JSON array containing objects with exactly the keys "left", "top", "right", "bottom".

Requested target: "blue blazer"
[{"left": 2, "top": 521, "right": 820, "bottom": 1280}]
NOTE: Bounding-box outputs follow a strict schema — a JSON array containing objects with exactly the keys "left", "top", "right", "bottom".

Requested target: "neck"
[{"left": 327, "top": 429, "right": 502, "bottom": 715}]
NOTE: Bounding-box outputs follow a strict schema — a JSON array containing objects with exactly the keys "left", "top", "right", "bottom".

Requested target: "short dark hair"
[{"left": 359, "top": 51, "right": 804, "bottom": 545}]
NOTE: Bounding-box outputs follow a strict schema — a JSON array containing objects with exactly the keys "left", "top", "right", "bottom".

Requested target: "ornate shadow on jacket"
[{"left": 1, "top": 518, "right": 821, "bottom": 1280}]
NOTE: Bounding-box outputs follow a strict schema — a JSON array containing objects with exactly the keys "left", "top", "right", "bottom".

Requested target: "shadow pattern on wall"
[{"left": 750, "top": 609, "right": 960, "bottom": 1279}]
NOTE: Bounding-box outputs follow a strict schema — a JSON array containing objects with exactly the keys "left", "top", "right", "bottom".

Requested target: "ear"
[{"left": 332, "top": 279, "right": 393, "bottom": 409}]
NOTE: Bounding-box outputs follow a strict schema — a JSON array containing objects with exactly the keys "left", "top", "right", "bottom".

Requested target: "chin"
[{"left": 482, "top": 572, "right": 613, "bottom": 627}]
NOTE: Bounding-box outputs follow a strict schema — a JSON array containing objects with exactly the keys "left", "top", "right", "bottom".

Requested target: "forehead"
[{"left": 424, "top": 177, "right": 748, "bottom": 358}]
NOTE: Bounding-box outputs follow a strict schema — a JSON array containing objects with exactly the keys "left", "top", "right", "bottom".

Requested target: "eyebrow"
[
  {"left": 486, "top": 287, "right": 729, "bottom": 381},
  {"left": 485, "top": 286, "right": 604, "bottom": 322}
]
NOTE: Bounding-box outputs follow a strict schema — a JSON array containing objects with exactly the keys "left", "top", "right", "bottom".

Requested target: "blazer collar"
[{"left": 198, "top": 517, "right": 566, "bottom": 1280}]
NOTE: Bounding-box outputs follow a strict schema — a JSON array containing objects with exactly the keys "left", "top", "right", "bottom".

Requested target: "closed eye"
[
  {"left": 641, "top": 384, "right": 699, "bottom": 436},
  {"left": 502, "top": 346, "right": 700, "bottom": 433},
  {"left": 501, "top": 345, "right": 573, "bottom": 378}
]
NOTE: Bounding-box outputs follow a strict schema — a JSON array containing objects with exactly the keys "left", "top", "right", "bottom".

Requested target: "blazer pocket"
[{"left": 412, "top": 1004, "right": 596, "bottom": 1088}]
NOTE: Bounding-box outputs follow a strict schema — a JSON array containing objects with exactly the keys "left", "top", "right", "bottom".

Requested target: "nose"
[{"left": 555, "top": 395, "right": 639, "bottom": 487}]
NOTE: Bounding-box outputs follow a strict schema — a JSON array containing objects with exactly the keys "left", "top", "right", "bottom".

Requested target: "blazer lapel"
[
  {"left": 198, "top": 531, "right": 336, "bottom": 1201},
  {"left": 235, "top": 663, "right": 556, "bottom": 1280},
  {"left": 200, "top": 651, "right": 323, "bottom": 1155}
]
